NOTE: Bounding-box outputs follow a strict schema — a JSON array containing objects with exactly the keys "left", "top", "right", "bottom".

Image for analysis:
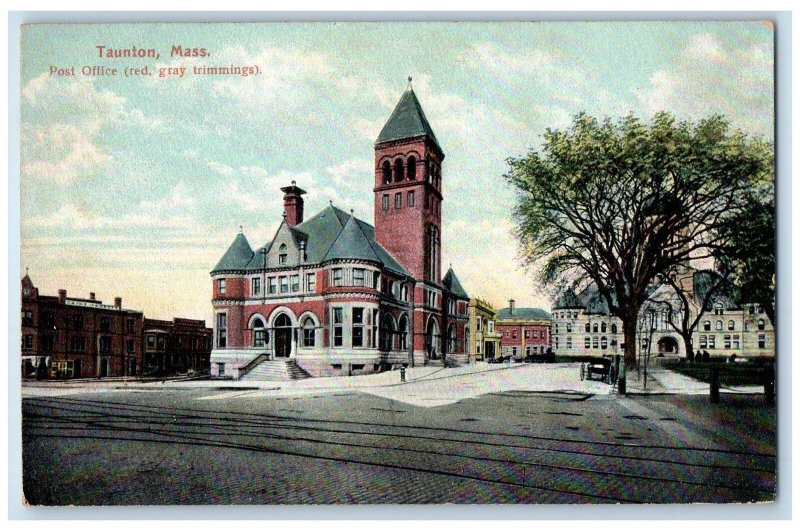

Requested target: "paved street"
[{"left": 21, "top": 364, "right": 776, "bottom": 505}]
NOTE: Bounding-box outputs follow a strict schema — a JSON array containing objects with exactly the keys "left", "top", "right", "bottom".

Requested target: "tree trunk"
[
  {"left": 681, "top": 332, "right": 694, "bottom": 361},
  {"left": 623, "top": 316, "right": 638, "bottom": 370}
]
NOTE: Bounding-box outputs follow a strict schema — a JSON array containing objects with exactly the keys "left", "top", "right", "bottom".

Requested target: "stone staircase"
[{"left": 239, "top": 359, "right": 311, "bottom": 381}]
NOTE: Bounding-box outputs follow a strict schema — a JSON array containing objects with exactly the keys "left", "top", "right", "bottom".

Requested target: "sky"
[{"left": 19, "top": 21, "right": 774, "bottom": 324}]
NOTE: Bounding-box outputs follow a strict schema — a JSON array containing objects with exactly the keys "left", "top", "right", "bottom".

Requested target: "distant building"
[
  {"left": 208, "top": 83, "right": 470, "bottom": 379},
  {"left": 550, "top": 269, "right": 775, "bottom": 359},
  {"left": 495, "top": 299, "right": 552, "bottom": 360},
  {"left": 142, "top": 318, "right": 212, "bottom": 376},
  {"left": 21, "top": 274, "right": 143, "bottom": 379},
  {"left": 467, "top": 297, "right": 500, "bottom": 362}
]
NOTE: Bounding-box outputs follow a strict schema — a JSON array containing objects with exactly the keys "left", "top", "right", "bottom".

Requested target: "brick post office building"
[
  {"left": 21, "top": 274, "right": 143, "bottom": 379},
  {"left": 209, "top": 83, "right": 471, "bottom": 379}
]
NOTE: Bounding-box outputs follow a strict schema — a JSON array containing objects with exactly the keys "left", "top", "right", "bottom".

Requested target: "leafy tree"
[{"left": 505, "top": 112, "right": 773, "bottom": 368}]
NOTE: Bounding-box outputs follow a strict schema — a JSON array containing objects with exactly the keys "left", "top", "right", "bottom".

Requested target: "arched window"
[
  {"left": 394, "top": 159, "right": 404, "bottom": 182},
  {"left": 407, "top": 156, "right": 417, "bottom": 180},
  {"left": 585, "top": 323, "right": 590, "bottom": 333},
  {"left": 251, "top": 317, "right": 267, "bottom": 347},
  {"left": 728, "top": 320, "right": 735, "bottom": 331},
  {"left": 302, "top": 316, "right": 316, "bottom": 347},
  {"left": 592, "top": 323, "right": 598, "bottom": 333},
  {"left": 611, "top": 323, "right": 617, "bottom": 334},
  {"left": 382, "top": 160, "right": 392, "bottom": 184},
  {"left": 703, "top": 321, "right": 711, "bottom": 331},
  {"left": 398, "top": 314, "right": 409, "bottom": 351},
  {"left": 601, "top": 322, "right": 607, "bottom": 333},
  {"left": 758, "top": 319, "right": 765, "bottom": 331},
  {"left": 447, "top": 324, "right": 456, "bottom": 354},
  {"left": 278, "top": 243, "right": 288, "bottom": 265},
  {"left": 715, "top": 320, "right": 723, "bottom": 331}
]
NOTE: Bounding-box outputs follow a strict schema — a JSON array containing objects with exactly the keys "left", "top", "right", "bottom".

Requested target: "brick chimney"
[
  {"left": 58, "top": 289, "right": 67, "bottom": 304},
  {"left": 114, "top": 297, "right": 122, "bottom": 309},
  {"left": 509, "top": 299, "right": 515, "bottom": 315},
  {"left": 89, "top": 292, "right": 96, "bottom": 300},
  {"left": 281, "top": 181, "right": 307, "bottom": 226}
]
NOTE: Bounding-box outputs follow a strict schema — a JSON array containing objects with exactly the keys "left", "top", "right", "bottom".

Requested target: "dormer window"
[{"left": 278, "top": 244, "right": 288, "bottom": 265}]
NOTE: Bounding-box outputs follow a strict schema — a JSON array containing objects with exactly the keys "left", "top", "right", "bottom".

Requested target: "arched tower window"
[
  {"left": 407, "top": 156, "right": 417, "bottom": 180},
  {"left": 382, "top": 161, "right": 392, "bottom": 184},
  {"left": 395, "top": 159, "right": 404, "bottom": 182}
]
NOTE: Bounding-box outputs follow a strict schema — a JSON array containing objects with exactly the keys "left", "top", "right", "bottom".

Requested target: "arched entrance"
[
  {"left": 425, "top": 316, "right": 440, "bottom": 360},
  {"left": 273, "top": 313, "right": 292, "bottom": 358},
  {"left": 657, "top": 336, "right": 680, "bottom": 355}
]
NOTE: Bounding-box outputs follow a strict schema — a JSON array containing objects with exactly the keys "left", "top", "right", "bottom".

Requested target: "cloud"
[
  {"left": 27, "top": 203, "right": 195, "bottom": 231},
  {"left": 21, "top": 75, "right": 163, "bottom": 185},
  {"left": 632, "top": 33, "right": 773, "bottom": 138}
]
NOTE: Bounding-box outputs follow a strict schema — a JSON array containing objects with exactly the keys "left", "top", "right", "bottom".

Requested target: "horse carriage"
[{"left": 580, "top": 356, "right": 618, "bottom": 384}]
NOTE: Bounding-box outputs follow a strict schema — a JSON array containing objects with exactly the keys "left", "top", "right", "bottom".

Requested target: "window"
[
  {"left": 724, "top": 335, "right": 731, "bottom": 349},
  {"left": 758, "top": 334, "right": 766, "bottom": 349},
  {"left": 382, "top": 194, "right": 389, "bottom": 210},
  {"left": 487, "top": 321, "right": 494, "bottom": 334},
  {"left": 291, "top": 275, "right": 300, "bottom": 292},
  {"left": 100, "top": 317, "right": 111, "bottom": 332},
  {"left": 278, "top": 244, "right": 288, "bottom": 265},
  {"left": 382, "top": 161, "right": 392, "bottom": 184},
  {"left": 732, "top": 335, "right": 740, "bottom": 349},
  {"left": 41, "top": 311, "right": 54, "bottom": 329},
  {"left": 71, "top": 336, "right": 86, "bottom": 352},
  {"left": 566, "top": 323, "right": 572, "bottom": 333},
  {"left": 371, "top": 309, "right": 379, "bottom": 348},
  {"left": 21, "top": 311, "right": 33, "bottom": 327},
  {"left": 703, "top": 321, "right": 711, "bottom": 331},
  {"left": 592, "top": 337, "right": 599, "bottom": 349},
  {"left": 41, "top": 335, "right": 54, "bottom": 353},
  {"left": 611, "top": 323, "right": 617, "bottom": 334},
  {"left": 566, "top": 337, "right": 572, "bottom": 349},
  {"left": 280, "top": 276, "right": 289, "bottom": 293},
  {"left": 715, "top": 320, "right": 723, "bottom": 331},
  {"left": 218, "top": 278, "right": 226, "bottom": 294},
  {"left": 395, "top": 159, "right": 404, "bottom": 182},
  {"left": 127, "top": 319, "right": 136, "bottom": 334},
  {"left": 511, "top": 330, "right": 517, "bottom": 339},
  {"left": 127, "top": 339, "right": 135, "bottom": 353},
  {"left": 524, "top": 330, "right": 530, "bottom": 339},
  {"left": 157, "top": 337, "right": 165, "bottom": 350},
  {"left": 22, "top": 335, "right": 33, "bottom": 350},
  {"left": 728, "top": 320, "right": 735, "bottom": 331},
  {"left": 333, "top": 268, "right": 343, "bottom": 287},
  {"left": 352, "top": 308, "right": 364, "bottom": 348},
  {"left": 353, "top": 268, "right": 365, "bottom": 287},
  {"left": 400, "top": 284, "right": 409, "bottom": 302},
  {"left": 585, "top": 323, "right": 590, "bottom": 333},
  {"left": 592, "top": 323, "right": 598, "bottom": 333},
  {"left": 306, "top": 272, "right": 316, "bottom": 293},
  {"left": 407, "top": 156, "right": 417, "bottom": 179},
  {"left": 252, "top": 318, "right": 266, "bottom": 347},
  {"left": 373, "top": 272, "right": 381, "bottom": 290},
  {"left": 407, "top": 190, "right": 415, "bottom": 207},
  {"left": 554, "top": 324, "right": 559, "bottom": 334},
  {"left": 217, "top": 363, "right": 225, "bottom": 376},
  {"left": 585, "top": 337, "right": 591, "bottom": 349},
  {"left": 398, "top": 315, "right": 409, "bottom": 351},
  {"left": 714, "top": 303, "right": 724, "bottom": 315},
  {"left": 146, "top": 335, "right": 156, "bottom": 349},
  {"left": 302, "top": 317, "right": 315, "bottom": 347},
  {"left": 268, "top": 277, "right": 277, "bottom": 294},
  {"left": 216, "top": 313, "right": 227, "bottom": 348},
  {"left": 601, "top": 336, "right": 608, "bottom": 349},
  {"left": 395, "top": 192, "right": 402, "bottom": 209},
  {"left": 699, "top": 335, "right": 707, "bottom": 348},
  {"left": 333, "top": 308, "right": 343, "bottom": 347},
  {"left": 758, "top": 319, "right": 766, "bottom": 331},
  {"left": 601, "top": 322, "right": 607, "bottom": 333},
  {"left": 252, "top": 277, "right": 261, "bottom": 296},
  {"left": 708, "top": 335, "right": 716, "bottom": 349},
  {"left": 99, "top": 336, "right": 112, "bottom": 354}
]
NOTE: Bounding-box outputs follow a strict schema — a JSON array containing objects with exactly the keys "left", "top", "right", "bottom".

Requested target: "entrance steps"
[{"left": 240, "top": 359, "right": 311, "bottom": 381}]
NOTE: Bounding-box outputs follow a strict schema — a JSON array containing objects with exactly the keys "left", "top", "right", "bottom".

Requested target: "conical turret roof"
[
  {"left": 212, "top": 232, "right": 254, "bottom": 273},
  {"left": 324, "top": 214, "right": 381, "bottom": 263},
  {"left": 443, "top": 266, "right": 469, "bottom": 299}
]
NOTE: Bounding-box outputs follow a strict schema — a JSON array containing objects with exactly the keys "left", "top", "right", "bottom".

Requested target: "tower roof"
[
  {"left": 212, "top": 232, "right": 254, "bottom": 273},
  {"left": 376, "top": 85, "right": 442, "bottom": 153},
  {"left": 443, "top": 267, "right": 469, "bottom": 299},
  {"left": 324, "top": 214, "right": 381, "bottom": 263}
]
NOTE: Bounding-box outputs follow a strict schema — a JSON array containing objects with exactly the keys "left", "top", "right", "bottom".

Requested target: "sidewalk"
[{"left": 625, "top": 366, "right": 766, "bottom": 395}]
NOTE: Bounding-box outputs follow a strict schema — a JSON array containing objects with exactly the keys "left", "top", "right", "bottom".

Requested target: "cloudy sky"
[{"left": 20, "top": 21, "right": 773, "bottom": 323}]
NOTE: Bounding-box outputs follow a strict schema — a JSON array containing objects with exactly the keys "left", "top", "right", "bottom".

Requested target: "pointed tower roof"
[
  {"left": 376, "top": 82, "right": 442, "bottom": 153},
  {"left": 443, "top": 266, "right": 469, "bottom": 299},
  {"left": 212, "top": 232, "right": 254, "bottom": 274},
  {"left": 324, "top": 213, "right": 381, "bottom": 263}
]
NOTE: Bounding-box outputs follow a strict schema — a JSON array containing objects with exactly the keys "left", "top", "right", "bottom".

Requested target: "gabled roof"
[
  {"left": 214, "top": 204, "right": 411, "bottom": 277},
  {"left": 497, "top": 307, "right": 552, "bottom": 320},
  {"left": 324, "top": 215, "right": 381, "bottom": 262},
  {"left": 212, "top": 233, "right": 254, "bottom": 273},
  {"left": 376, "top": 86, "right": 442, "bottom": 153},
  {"left": 443, "top": 267, "right": 469, "bottom": 299}
]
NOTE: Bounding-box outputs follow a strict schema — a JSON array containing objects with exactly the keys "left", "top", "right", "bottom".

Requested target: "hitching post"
[{"left": 618, "top": 359, "right": 627, "bottom": 396}]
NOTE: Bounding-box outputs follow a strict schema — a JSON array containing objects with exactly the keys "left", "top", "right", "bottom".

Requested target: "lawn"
[{"left": 662, "top": 359, "right": 774, "bottom": 386}]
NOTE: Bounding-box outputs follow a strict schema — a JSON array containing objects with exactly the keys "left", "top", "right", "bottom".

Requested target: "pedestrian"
[{"left": 703, "top": 350, "right": 710, "bottom": 362}]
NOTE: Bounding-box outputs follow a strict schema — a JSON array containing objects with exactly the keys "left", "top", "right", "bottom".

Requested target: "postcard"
[{"left": 18, "top": 20, "right": 776, "bottom": 506}]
